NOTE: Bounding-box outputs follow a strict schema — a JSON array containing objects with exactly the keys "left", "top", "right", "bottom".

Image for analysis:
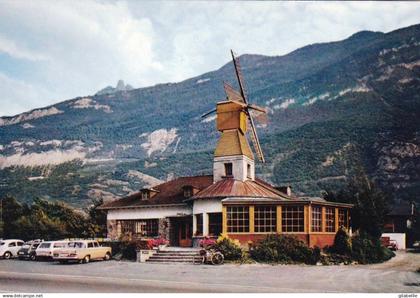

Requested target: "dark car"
[{"left": 17, "top": 240, "right": 42, "bottom": 261}]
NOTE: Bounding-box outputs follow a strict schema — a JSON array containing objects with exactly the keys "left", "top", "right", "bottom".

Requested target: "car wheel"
[
  {"left": 30, "top": 254, "right": 36, "bottom": 261},
  {"left": 83, "top": 255, "right": 90, "bottom": 264},
  {"left": 3, "top": 252, "right": 12, "bottom": 259},
  {"left": 104, "top": 252, "right": 111, "bottom": 261}
]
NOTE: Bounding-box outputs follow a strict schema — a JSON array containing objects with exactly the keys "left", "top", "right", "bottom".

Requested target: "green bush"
[
  {"left": 351, "top": 234, "right": 395, "bottom": 264},
  {"left": 250, "top": 235, "right": 320, "bottom": 264},
  {"left": 213, "top": 235, "right": 244, "bottom": 261},
  {"left": 331, "top": 227, "right": 352, "bottom": 256}
]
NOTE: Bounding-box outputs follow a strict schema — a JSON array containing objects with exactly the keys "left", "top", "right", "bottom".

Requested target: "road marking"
[{"left": 0, "top": 271, "right": 338, "bottom": 293}]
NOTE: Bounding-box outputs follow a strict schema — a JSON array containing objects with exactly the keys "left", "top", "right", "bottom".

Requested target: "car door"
[{"left": 15, "top": 241, "right": 24, "bottom": 255}]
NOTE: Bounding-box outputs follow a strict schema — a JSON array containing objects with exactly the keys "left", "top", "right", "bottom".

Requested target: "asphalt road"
[{"left": 0, "top": 251, "right": 419, "bottom": 293}]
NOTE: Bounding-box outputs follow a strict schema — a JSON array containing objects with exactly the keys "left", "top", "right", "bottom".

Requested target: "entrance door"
[{"left": 178, "top": 217, "right": 193, "bottom": 247}]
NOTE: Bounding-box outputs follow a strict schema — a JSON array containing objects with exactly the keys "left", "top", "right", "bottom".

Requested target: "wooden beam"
[
  {"left": 321, "top": 206, "right": 326, "bottom": 233},
  {"left": 335, "top": 208, "right": 339, "bottom": 232},
  {"left": 222, "top": 206, "right": 227, "bottom": 234},
  {"left": 249, "top": 205, "right": 255, "bottom": 233},
  {"left": 276, "top": 205, "right": 282, "bottom": 233}
]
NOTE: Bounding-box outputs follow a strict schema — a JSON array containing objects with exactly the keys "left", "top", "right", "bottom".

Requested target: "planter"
[
  {"left": 137, "top": 249, "right": 155, "bottom": 263},
  {"left": 158, "top": 244, "right": 167, "bottom": 251}
]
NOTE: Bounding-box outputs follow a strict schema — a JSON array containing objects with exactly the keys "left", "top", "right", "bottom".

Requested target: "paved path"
[{"left": 0, "top": 251, "right": 419, "bottom": 293}]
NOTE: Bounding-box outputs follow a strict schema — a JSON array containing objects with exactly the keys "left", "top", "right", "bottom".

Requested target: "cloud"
[
  {"left": 0, "top": 1, "right": 419, "bottom": 116},
  {"left": 0, "top": 35, "right": 48, "bottom": 61}
]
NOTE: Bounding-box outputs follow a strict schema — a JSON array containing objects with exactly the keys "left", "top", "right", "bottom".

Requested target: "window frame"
[
  {"left": 338, "top": 209, "right": 348, "bottom": 229},
  {"left": 254, "top": 205, "right": 277, "bottom": 233},
  {"left": 224, "top": 163, "right": 233, "bottom": 177},
  {"left": 282, "top": 205, "right": 305, "bottom": 232},
  {"left": 325, "top": 207, "right": 336, "bottom": 233},
  {"left": 311, "top": 205, "right": 322, "bottom": 232},
  {"left": 227, "top": 206, "right": 249, "bottom": 233}
]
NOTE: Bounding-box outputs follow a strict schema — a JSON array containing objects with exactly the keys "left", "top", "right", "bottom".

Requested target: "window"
[
  {"left": 338, "top": 209, "right": 348, "bottom": 228},
  {"left": 311, "top": 206, "right": 322, "bottom": 232},
  {"left": 119, "top": 219, "right": 159, "bottom": 237},
  {"left": 141, "top": 190, "right": 149, "bottom": 200},
  {"left": 184, "top": 186, "right": 193, "bottom": 198},
  {"left": 17, "top": 242, "right": 23, "bottom": 246},
  {"left": 53, "top": 242, "right": 66, "bottom": 248},
  {"left": 209, "top": 213, "right": 222, "bottom": 236},
  {"left": 135, "top": 219, "right": 159, "bottom": 237},
  {"left": 195, "top": 214, "right": 203, "bottom": 235},
  {"left": 227, "top": 206, "right": 249, "bottom": 233},
  {"left": 8, "top": 242, "right": 16, "bottom": 247},
  {"left": 247, "top": 164, "right": 251, "bottom": 178},
  {"left": 282, "top": 206, "right": 304, "bottom": 232},
  {"left": 94, "top": 242, "right": 99, "bottom": 247},
  {"left": 255, "top": 206, "right": 276, "bottom": 232},
  {"left": 326, "top": 207, "right": 336, "bottom": 232},
  {"left": 224, "top": 163, "right": 233, "bottom": 176},
  {"left": 88, "top": 242, "right": 94, "bottom": 248},
  {"left": 39, "top": 243, "right": 51, "bottom": 248}
]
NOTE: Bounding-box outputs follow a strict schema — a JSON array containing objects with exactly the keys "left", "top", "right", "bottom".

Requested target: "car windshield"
[
  {"left": 39, "top": 243, "right": 51, "bottom": 248},
  {"left": 68, "top": 242, "right": 85, "bottom": 248}
]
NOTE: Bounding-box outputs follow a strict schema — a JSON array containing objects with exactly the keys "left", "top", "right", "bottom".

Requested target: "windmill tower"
[{"left": 202, "top": 50, "right": 267, "bottom": 183}]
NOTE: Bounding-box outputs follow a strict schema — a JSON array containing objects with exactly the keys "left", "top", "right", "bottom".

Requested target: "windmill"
[{"left": 201, "top": 50, "right": 267, "bottom": 163}]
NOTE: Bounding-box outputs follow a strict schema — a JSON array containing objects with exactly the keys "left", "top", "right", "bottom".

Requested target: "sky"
[{"left": 0, "top": 1, "right": 419, "bottom": 117}]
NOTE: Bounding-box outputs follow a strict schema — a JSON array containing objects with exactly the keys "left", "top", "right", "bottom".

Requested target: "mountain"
[
  {"left": 95, "top": 80, "right": 133, "bottom": 96},
  {"left": 1, "top": 24, "right": 419, "bottom": 207}
]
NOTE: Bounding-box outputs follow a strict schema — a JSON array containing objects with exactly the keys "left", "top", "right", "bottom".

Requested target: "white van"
[
  {"left": 35, "top": 241, "right": 69, "bottom": 260},
  {"left": 0, "top": 239, "right": 25, "bottom": 259}
]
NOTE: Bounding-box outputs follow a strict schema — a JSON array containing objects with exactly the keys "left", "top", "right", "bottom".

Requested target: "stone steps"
[{"left": 146, "top": 249, "right": 202, "bottom": 264}]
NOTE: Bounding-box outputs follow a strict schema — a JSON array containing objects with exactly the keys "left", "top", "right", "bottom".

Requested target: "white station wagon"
[
  {"left": 0, "top": 239, "right": 25, "bottom": 259},
  {"left": 53, "top": 240, "right": 112, "bottom": 264},
  {"left": 35, "top": 240, "right": 69, "bottom": 260}
]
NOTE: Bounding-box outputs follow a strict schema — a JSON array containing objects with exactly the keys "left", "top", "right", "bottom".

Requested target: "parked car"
[
  {"left": 17, "top": 240, "right": 42, "bottom": 260},
  {"left": 0, "top": 239, "right": 25, "bottom": 259},
  {"left": 53, "top": 240, "right": 112, "bottom": 264},
  {"left": 35, "top": 240, "right": 69, "bottom": 260},
  {"left": 413, "top": 241, "right": 420, "bottom": 251}
]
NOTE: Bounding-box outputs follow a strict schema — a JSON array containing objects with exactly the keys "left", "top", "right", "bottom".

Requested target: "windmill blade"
[
  {"left": 231, "top": 50, "right": 248, "bottom": 104},
  {"left": 201, "top": 108, "right": 217, "bottom": 118},
  {"left": 247, "top": 103, "right": 266, "bottom": 113},
  {"left": 224, "top": 82, "right": 245, "bottom": 103},
  {"left": 246, "top": 109, "right": 265, "bottom": 163}
]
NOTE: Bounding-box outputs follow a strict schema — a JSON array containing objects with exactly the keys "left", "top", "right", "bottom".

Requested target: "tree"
[
  {"left": 0, "top": 196, "right": 27, "bottom": 239},
  {"left": 85, "top": 198, "right": 107, "bottom": 238},
  {"left": 325, "top": 172, "right": 391, "bottom": 239}
]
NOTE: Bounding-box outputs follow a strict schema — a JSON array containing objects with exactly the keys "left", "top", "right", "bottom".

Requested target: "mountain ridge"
[{"left": 0, "top": 23, "right": 419, "bottom": 207}]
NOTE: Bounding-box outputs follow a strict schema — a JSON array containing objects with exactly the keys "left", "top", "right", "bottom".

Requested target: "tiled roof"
[
  {"left": 99, "top": 175, "right": 213, "bottom": 209},
  {"left": 192, "top": 177, "right": 294, "bottom": 200},
  {"left": 214, "top": 130, "right": 254, "bottom": 160}
]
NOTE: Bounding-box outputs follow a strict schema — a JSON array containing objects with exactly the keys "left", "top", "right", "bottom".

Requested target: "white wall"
[
  {"left": 107, "top": 205, "right": 192, "bottom": 220},
  {"left": 193, "top": 199, "right": 223, "bottom": 214},
  {"left": 382, "top": 233, "right": 406, "bottom": 250},
  {"left": 214, "top": 155, "right": 254, "bottom": 182}
]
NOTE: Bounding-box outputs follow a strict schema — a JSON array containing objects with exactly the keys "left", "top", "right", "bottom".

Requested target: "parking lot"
[{"left": 0, "top": 251, "right": 419, "bottom": 293}]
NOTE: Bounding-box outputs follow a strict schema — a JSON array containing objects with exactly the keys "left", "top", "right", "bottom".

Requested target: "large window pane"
[
  {"left": 282, "top": 206, "right": 304, "bottom": 232},
  {"left": 255, "top": 206, "right": 276, "bottom": 233},
  {"left": 311, "top": 206, "right": 322, "bottom": 232},
  {"left": 227, "top": 206, "right": 249, "bottom": 233}
]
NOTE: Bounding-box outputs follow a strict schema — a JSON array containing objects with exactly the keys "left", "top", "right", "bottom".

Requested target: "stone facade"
[
  {"left": 107, "top": 219, "right": 119, "bottom": 240},
  {"left": 158, "top": 218, "right": 170, "bottom": 241}
]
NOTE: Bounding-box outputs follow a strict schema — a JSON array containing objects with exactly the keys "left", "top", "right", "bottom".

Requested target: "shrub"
[
  {"left": 250, "top": 234, "right": 317, "bottom": 264},
  {"left": 351, "top": 233, "right": 395, "bottom": 264},
  {"left": 213, "top": 234, "right": 243, "bottom": 261},
  {"left": 331, "top": 227, "right": 352, "bottom": 256}
]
